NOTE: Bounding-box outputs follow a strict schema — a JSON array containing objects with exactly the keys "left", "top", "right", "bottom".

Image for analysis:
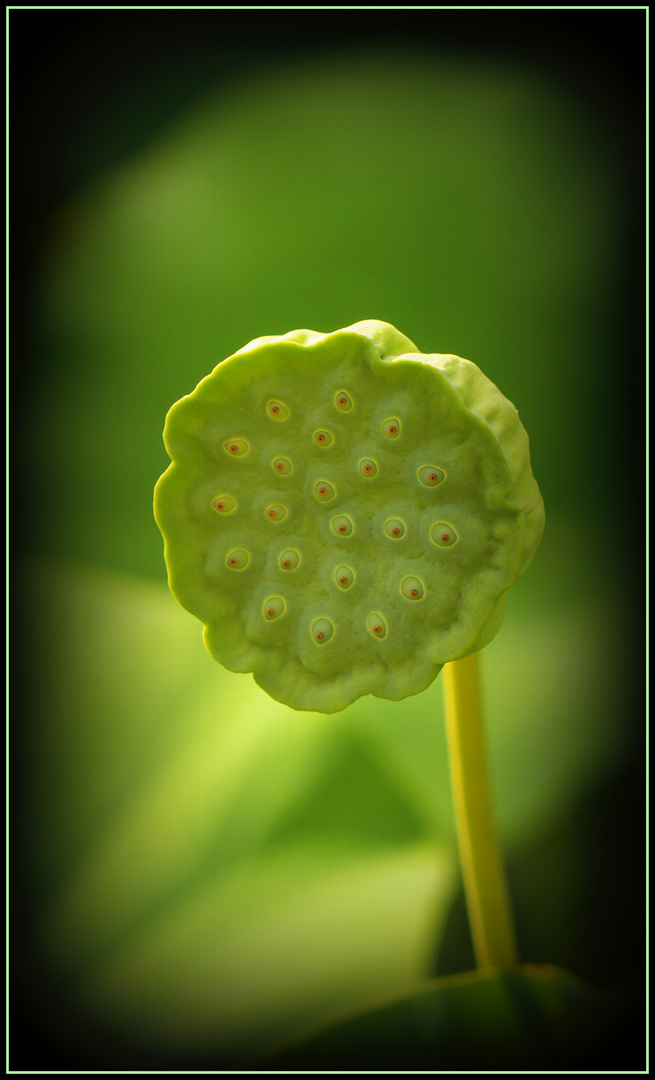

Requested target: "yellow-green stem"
[{"left": 443, "top": 652, "right": 518, "bottom": 971}]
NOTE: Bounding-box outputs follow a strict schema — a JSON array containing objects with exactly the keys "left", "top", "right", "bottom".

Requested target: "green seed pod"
[{"left": 155, "top": 320, "right": 544, "bottom": 713}]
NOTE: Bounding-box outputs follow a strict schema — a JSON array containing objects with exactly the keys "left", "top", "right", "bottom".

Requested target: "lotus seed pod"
[{"left": 155, "top": 320, "right": 544, "bottom": 713}]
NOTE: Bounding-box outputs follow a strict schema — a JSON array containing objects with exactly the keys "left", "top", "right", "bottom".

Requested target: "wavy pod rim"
[{"left": 154, "top": 320, "right": 544, "bottom": 713}]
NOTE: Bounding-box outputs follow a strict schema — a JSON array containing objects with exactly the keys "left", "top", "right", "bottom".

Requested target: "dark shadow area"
[{"left": 434, "top": 733, "right": 647, "bottom": 1070}]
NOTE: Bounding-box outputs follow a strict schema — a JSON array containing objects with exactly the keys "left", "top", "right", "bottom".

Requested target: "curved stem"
[{"left": 443, "top": 652, "right": 519, "bottom": 971}]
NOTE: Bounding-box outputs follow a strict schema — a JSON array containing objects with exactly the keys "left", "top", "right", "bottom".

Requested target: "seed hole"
[
  {"left": 212, "top": 494, "right": 236, "bottom": 514},
  {"left": 272, "top": 456, "right": 292, "bottom": 475},
  {"left": 418, "top": 465, "right": 445, "bottom": 487},
  {"left": 312, "top": 617, "right": 334, "bottom": 644},
  {"left": 335, "top": 390, "right": 353, "bottom": 412},
  {"left": 334, "top": 565, "right": 354, "bottom": 589},
  {"left": 268, "top": 400, "right": 289, "bottom": 420},
  {"left": 226, "top": 548, "right": 249, "bottom": 570},
  {"left": 224, "top": 438, "right": 249, "bottom": 456},
  {"left": 367, "top": 612, "right": 388, "bottom": 639},
  {"left": 401, "top": 575, "right": 425, "bottom": 600},
  {"left": 279, "top": 548, "right": 300, "bottom": 571},
  {"left": 314, "top": 430, "right": 333, "bottom": 447},
  {"left": 314, "top": 480, "right": 335, "bottom": 501},
  {"left": 430, "top": 522, "right": 458, "bottom": 547},
  {"left": 359, "top": 458, "right": 378, "bottom": 478},
  {"left": 331, "top": 515, "right": 353, "bottom": 537},
  {"left": 382, "top": 418, "right": 400, "bottom": 439},
  {"left": 263, "top": 595, "right": 286, "bottom": 620},
  {"left": 266, "top": 504, "right": 288, "bottom": 522},
  {"left": 384, "top": 518, "right": 405, "bottom": 539}
]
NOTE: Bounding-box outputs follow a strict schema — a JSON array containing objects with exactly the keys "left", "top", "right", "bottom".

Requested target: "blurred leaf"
[
  {"left": 257, "top": 964, "right": 615, "bottom": 1070},
  {"left": 18, "top": 560, "right": 457, "bottom": 1061},
  {"left": 16, "top": 556, "right": 631, "bottom": 1062},
  {"left": 74, "top": 842, "right": 453, "bottom": 1064}
]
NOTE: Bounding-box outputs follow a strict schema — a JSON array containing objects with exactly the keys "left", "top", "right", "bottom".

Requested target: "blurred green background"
[{"left": 11, "top": 9, "right": 645, "bottom": 1070}]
